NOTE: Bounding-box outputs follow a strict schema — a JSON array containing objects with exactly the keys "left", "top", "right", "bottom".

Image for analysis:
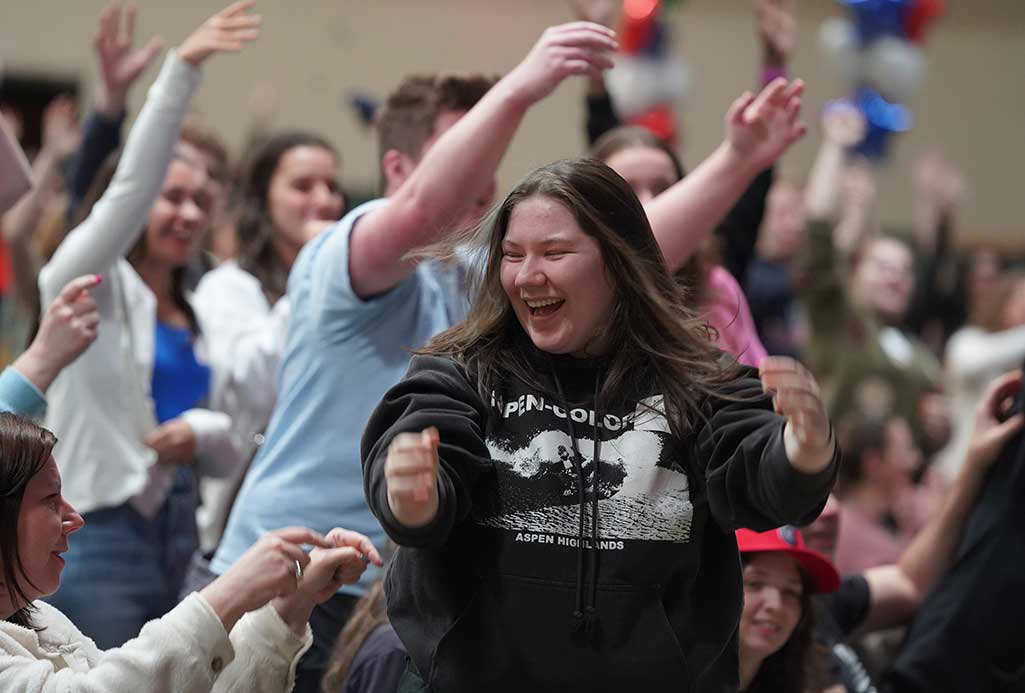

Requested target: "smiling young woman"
[
  {"left": 362, "top": 157, "right": 840, "bottom": 692},
  {"left": 736, "top": 526, "right": 839, "bottom": 693}
]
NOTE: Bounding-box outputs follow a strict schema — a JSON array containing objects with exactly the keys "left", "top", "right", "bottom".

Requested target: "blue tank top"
[{"left": 151, "top": 320, "right": 211, "bottom": 424}]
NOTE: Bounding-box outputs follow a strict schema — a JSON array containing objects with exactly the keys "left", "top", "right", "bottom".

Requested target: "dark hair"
[
  {"left": 0, "top": 413, "right": 57, "bottom": 630},
  {"left": 375, "top": 74, "right": 495, "bottom": 191},
  {"left": 72, "top": 149, "right": 201, "bottom": 334},
  {"left": 588, "top": 126, "right": 712, "bottom": 299},
  {"left": 835, "top": 412, "right": 892, "bottom": 490},
  {"left": 421, "top": 158, "right": 741, "bottom": 442},
  {"left": 971, "top": 270, "right": 1025, "bottom": 332},
  {"left": 321, "top": 580, "right": 389, "bottom": 692},
  {"left": 590, "top": 125, "right": 686, "bottom": 181},
  {"left": 741, "top": 553, "right": 829, "bottom": 693},
  {"left": 180, "top": 121, "right": 231, "bottom": 187},
  {"left": 235, "top": 131, "right": 340, "bottom": 304}
]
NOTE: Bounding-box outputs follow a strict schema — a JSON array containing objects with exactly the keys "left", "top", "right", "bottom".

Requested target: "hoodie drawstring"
[{"left": 553, "top": 373, "right": 604, "bottom": 641}]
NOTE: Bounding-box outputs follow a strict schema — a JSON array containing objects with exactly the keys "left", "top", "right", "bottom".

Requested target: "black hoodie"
[{"left": 362, "top": 353, "right": 838, "bottom": 693}]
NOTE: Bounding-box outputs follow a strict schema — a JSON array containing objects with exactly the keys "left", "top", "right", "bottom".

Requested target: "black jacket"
[
  {"left": 884, "top": 367, "right": 1025, "bottom": 693},
  {"left": 362, "top": 354, "right": 838, "bottom": 692}
]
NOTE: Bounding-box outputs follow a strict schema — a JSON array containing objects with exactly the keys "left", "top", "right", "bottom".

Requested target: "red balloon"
[
  {"left": 628, "top": 104, "right": 677, "bottom": 147},
  {"left": 620, "top": 0, "right": 661, "bottom": 54},
  {"left": 904, "top": 0, "right": 945, "bottom": 43}
]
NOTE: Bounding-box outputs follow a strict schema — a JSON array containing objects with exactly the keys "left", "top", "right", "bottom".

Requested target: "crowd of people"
[{"left": 0, "top": 1, "right": 1021, "bottom": 691}]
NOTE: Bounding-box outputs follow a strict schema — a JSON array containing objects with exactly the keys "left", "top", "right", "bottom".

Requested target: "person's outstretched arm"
[
  {"left": 362, "top": 355, "right": 492, "bottom": 547},
  {"left": 645, "top": 78, "right": 806, "bottom": 273},
  {"left": 66, "top": 3, "right": 164, "bottom": 221},
  {"left": 2, "top": 275, "right": 102, "bottom": 419},
  {"left": 347, "top": 22, "right": 617, "bottom": 299},
  {"left": 857, "top": 370, "right": 1024, "bottom": 633},
  {"left": 39, "top": 0, "right": 260, "bottom": 302},
  {"left": 2, "top": 96, "right": 81, "bottom": 317},
  {"left": 799, "top": 103, "right": 867, "bottom": 340},
  {"left": 700, "top": 357, "right": 839, "bottom": 531},
  {"left": 0, "top": 526, "right": 379, "bottom": 693},
  {"left": 715, "top": 0, "right": 797, "bottom": 281}
]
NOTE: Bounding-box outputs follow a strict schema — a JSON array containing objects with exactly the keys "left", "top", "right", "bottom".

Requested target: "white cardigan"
[
  {"left": 38, "top": 52, "right": 241, "bottom": 517},
  {"left": 193, "top": 261, "right": 290, "bottom": 551},
  {"left": 0, "top": 593, "right": 311, "bottom": 692}
]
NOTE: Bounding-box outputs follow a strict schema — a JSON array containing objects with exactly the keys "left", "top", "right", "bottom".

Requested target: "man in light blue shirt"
[{"left": 211, "top": 22, "right": 620, "bottom": 693}]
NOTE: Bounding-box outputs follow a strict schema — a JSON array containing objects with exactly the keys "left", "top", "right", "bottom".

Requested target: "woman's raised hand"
[
  {"left": 724, "top": 77, "right": 806, "bottom": 171},
  {"left": 177, "top": 0, "right": 261, "bottom": 67},
  {"left": 385, "top": 427, "right": 442, "bottom": 529},
  {"left": 14, "top": 275, "right": 101, "bottom": 393},
  {"left": 93, "top": 3, "right": 164, "bottom": 117}
]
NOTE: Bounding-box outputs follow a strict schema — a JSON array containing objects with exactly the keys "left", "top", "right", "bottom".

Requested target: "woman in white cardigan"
[
  {"left": 38, "top": 1, "right": 259, "bottom": 648},
  {"left": 192, "top": 131, "right": 344, "bottom": 556},
  {"left": 0, "top": 410, "right": 384, "bottom": 692}
]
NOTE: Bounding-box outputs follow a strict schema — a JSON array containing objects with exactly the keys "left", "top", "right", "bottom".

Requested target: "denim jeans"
[{"left": 44, "top": 470, "right": 199, "bottom": 649}]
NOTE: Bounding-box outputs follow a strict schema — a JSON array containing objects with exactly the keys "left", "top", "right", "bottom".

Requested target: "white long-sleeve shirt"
[
  {"left": 38, "top": 52, "right": 241, "bottom": 517},
  {"left": 0, "top": 593, "right": 310, "bottom": 692},
  {"left": 193, "top": 261, "right": 290, "bottom": 551}
]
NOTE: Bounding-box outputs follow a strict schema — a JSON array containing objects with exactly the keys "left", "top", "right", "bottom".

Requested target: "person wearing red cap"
[{"left": 736, "top": 526, "right": 839, "bottom": 693}]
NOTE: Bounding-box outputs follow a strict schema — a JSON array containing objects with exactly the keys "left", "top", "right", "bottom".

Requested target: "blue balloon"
[
  {"left": 851, "top": 87, "right": 912, "bottom": 159},
  {"left": 840, "top": 0, "right": 911, "bottom": 44},
  {"left": 638, "top": 16, "right": 671, "bottom": 58}
]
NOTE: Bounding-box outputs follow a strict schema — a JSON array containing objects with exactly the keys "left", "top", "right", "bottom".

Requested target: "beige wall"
[{"left": 3, "top": 0, "right": 1023, "bottom": 240}]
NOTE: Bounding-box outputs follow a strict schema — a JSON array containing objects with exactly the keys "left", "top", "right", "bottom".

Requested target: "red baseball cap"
[{"left": 736, "top": 526, "right": 841, "bottom": 594}]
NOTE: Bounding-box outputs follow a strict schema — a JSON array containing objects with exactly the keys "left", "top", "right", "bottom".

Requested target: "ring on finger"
[{"left": 294, "top": 559, "right": 303, "bottom": 582}]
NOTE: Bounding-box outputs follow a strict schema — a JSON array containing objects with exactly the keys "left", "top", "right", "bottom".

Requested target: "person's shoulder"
[
  {"left": 23, "top": 600, "right": 93, "bottom": 650},
  {"left": 195, "top": 260, "right": 260, "bottom": 293},
  {"left": 296, "top": 198, "right": 392, "bottom": 290},
  {"left": 317, "top": 198, "right": 392, "bottom": 254},
  {"left": 407, "top": 353, "right": 469, "bottom": 379}
]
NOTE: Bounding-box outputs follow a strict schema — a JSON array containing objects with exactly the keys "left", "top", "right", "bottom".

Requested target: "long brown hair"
[
  {"left": 235, "top": 131, "right": 341, "bottom": 304},
  {"left": 71, "top": 149, "right": 201, "bottom": 334},
  {"left": 741, "top": 554, "right": 830, "bottom": 693},
  {"left": 321, "top": 580, "right": 389, "bottom": 692},
  {"left": 421, "top": 158, "right": 741, "bottom": 440},
  {"left": 0, "top": 413, "right": 58, "bottom": 630}
]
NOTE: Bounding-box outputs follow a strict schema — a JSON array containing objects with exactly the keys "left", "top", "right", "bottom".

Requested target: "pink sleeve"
[{"left": 701, "top": 266, "right": 768, "bottom": 368}]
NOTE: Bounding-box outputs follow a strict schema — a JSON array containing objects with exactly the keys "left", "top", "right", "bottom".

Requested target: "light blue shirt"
[
  {"left": 212, "top": 200, "right": 470, "bottom": 594},
  {"left": 0, "top": 367, "right": 47, "bottom": 419}
]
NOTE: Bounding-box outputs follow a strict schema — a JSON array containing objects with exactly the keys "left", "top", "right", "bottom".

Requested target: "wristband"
[{"left": 760, "top": 67, "right": 788, "bottom": 86}]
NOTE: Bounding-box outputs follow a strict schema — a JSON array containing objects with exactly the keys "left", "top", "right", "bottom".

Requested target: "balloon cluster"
[
  {"left": 604, "top": 0, "right": 692, "bottom": 144},
  {"left": 818, "top": 0, "right": 944, "bottom": 158}
]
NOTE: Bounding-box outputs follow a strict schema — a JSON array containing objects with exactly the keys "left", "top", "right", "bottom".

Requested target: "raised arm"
[
  {"left": 0, "top": 526, "right": 378, "bottom": 693},
  {"left": 645, "top": 78, "right": 805, "bottom": 272},
  {"left": 40, "top": 0, "right": 260, "bottom": 300},
  {"left": 66, "top": 3, "right": 164, "bottom": 220},
  {"left": 804, "top": 101, "right": 865, "bottom": 222},
  {"left": 347, "top": 22, "right": 617, "bottom": 299},
  {"left": 798, "top": 103, "right": 867, "bottom": 338},
  {"left": 858, "top": 370, "right": 1024, "bottom": 632},
  {"left": 716, "top": 0, "right": 797, "bottom": 280},
  {"left": 568, "top": 0, "right": 622, "bottom": 144},
  {"left": 2, "top": 96, "right": 81, "bottom": 314}
]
